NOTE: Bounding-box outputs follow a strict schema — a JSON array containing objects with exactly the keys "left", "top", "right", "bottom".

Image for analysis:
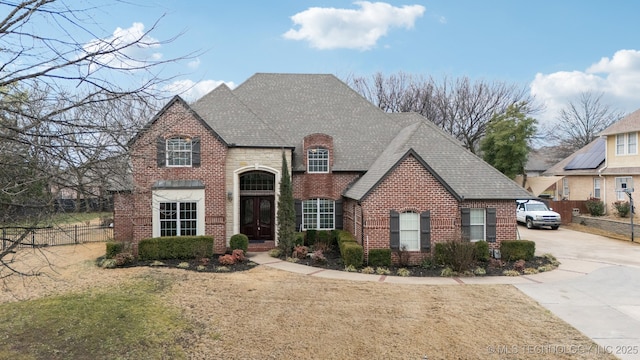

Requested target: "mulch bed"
[
  {"left": 283, "top": 248, "right": 557, "bottom": 277},
  {"left": 114, "top": 249, "right": 557, "bottom": 277},
  {"left": 113, "top": 256, "right": 258, "bottom": 273}
]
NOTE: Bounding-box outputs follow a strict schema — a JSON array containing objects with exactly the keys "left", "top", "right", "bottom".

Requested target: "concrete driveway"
[{"left": 516, "top": 225, "right": 640, "bottom": 360}]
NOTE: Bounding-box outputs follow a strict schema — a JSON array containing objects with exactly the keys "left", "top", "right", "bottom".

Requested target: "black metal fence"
[{"left": 1, "top": 224, "right": 113, "bottom": 250}]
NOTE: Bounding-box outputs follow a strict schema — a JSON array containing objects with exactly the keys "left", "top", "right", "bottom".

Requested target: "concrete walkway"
[{"left": 249, "top": 226, "right": 640, "bottom": 359}]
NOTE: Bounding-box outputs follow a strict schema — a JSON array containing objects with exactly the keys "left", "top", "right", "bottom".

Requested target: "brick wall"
[
  {"left": 122, "top": 99, "right": 228, "bottom": 254},
  {"left": 112, "top": 192, "right": 133, "bottom": 242},
  {"left": 356, "top": 155, "right": 517, "bottom": 265}
]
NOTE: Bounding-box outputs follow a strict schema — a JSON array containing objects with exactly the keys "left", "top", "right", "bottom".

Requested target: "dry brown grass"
[{"left": 0, "top": 243, "right": 615, "bottom": 360}]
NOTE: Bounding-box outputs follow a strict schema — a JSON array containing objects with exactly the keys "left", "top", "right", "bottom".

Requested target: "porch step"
[{"left": 247, "top": 240, "right": 275, "bottom": 252}]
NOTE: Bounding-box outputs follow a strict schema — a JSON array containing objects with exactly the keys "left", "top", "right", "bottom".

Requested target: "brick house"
[{"left": 113, "top": 73, "right": 532, "bottom": 263}]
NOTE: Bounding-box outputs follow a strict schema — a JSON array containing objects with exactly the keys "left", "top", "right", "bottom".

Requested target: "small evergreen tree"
[
  {"left": 277, "top": 151, "right": 296, "bottom": 256},
  {"left": 481, "top": 102, "right": 537, "bottom": 179}
]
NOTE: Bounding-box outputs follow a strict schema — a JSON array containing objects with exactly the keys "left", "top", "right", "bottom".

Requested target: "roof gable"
[
  {"left": 599, "top": 108, "right": 640, "bottom": 136},
  {"left": 129, "top": 96, "right": 226, "bottom": 147},
  {"left": 346, "top": 114, "right": 532, "bottom": 201}
]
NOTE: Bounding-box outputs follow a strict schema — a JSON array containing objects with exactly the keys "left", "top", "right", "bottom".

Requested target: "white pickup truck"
[{"left": 516, "top": 200, "right": 561, "bottom": 230}]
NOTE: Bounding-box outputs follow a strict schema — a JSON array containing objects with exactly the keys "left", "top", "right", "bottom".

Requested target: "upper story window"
[
  {"left": 616, "top": 132, "right": 638, "bottom": 156},
  {"left": 167, "top": 137, "right": 192, "bottom": 167},
  {"left": 307, "top": 147, "right": 329, "bottom": 173},
  {"left": 157, "top": 136, "right": 200, "bottom": 168}
]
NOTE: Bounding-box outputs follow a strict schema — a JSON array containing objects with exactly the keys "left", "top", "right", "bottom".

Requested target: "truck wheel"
[
  {"left": 526, "top": 218, "right": 534, "bottom": 229},
  {"left": 551, "top": 226, "right": 559, "bottom": 230}
]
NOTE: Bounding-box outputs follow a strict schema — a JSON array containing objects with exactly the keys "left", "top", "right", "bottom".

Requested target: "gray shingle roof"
[
  {"left": 345, "top": 113, "right": 532, "bottom": 201},
  {"left": 188, "top": 73, "right": 531, "bottom": 200},
  {"left": 206, "top": 73, "right": 406, "bottom": 171}
]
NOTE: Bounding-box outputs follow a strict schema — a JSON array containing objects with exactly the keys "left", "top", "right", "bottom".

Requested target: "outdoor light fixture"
[{"left": 227, "top": 191, "right": 233, "bottom": 201}]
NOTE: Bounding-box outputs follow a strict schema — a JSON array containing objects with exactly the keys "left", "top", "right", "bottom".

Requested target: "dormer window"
[
  {"left": 156, "top": 136, "right": 201, "bottom": 168},
  {"left": 307, "top": 147, "right": 329, "bottom": 173}
]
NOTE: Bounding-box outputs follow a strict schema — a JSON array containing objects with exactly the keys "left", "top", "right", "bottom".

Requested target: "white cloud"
[
  {"left": 163, "top": 79, "right": 236, "bottom": 102},
  {"left": 283, "top": 1, "right": 425, "bottom": 50},
  {"left": 82, "top": 22, "right": 162, "bottom": 71},
  {"left": 530, "top": 49, "right": 640, "bottom": 125}
]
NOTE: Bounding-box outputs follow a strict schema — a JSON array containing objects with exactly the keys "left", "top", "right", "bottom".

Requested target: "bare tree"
[
  {"left": 346, "top": 72, "right": 541, "bottom": 153},
  {"left": 547, "top": 91, "right": 625, "bottom": 155},
  {"left": 0, "top": 0, "right": 190, "bottom": 279}
]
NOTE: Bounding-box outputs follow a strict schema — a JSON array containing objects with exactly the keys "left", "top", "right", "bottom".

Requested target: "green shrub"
[
  {"left": 305, "top": 229, "right": 317, "bottom": 246},
  {"left": 613, "top": 201, "right": 631, "bottom": 218},
  {"left": 368, "top": 248, "right": 392, "bottom": 267},
  {"left": 434, "top": 241, "right": 476, "bottom": 272},
  {"left": 294, "top": 232, "right": 305, "bottom": 246},
  {"left": 341, "top": 242, "right": 363, "bottom": 268},
  {"left": 500, "top": 240, "right": 535, "bottom": 261},
  {"left": 585, "top": 197, "right": 605, "bottom": 216},
  {"left": 336, "top": 230, "right": 357, "bottom": 254},
  {"left": 474, "top": 241, "right": 490, "bottom": 262},
  {"left": 421, "top": 256, "right": 437, "bottom": 270},
  {"left": 229, "top": 234, "right": 249, "bottom": 253},
  {"left": 138, "top": 236, "right": 214, "bottom": 261},
  {"left": 105, "top": 242, "right": 124, "bottom": 259}
]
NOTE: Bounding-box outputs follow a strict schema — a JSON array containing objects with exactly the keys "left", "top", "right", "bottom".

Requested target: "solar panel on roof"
[{"left": 563, "top": 138, "right": 605, "bottom": 170}]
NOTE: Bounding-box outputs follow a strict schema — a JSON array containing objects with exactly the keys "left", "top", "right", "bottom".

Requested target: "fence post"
[
  {"left": 75, "top": 225, "right": 78, "bottom": 244},
  {"left": 1, "top": 228, "right": 5, "bottom": 251}
]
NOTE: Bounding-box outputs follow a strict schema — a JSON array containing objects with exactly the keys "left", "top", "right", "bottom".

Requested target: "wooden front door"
[{"left": 240, "top": 196, "right": 274, "bottom": 241}]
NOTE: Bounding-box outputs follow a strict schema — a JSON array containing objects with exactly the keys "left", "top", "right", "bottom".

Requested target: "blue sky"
[{"left": 79, "top": 1, "right": 640, "bottom": 124}]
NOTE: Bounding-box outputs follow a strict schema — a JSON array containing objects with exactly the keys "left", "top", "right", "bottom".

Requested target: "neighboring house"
[
  {"left": 544, "top": 108, "right": 640, "bottom": 212},
  {"left": 515, "top": 147, "right": 564, "bottom": 198},
  {"left": 113, "top": 73, "right": 532, "bottom": 264}
]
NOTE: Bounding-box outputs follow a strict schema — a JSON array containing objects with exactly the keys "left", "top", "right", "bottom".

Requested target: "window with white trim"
[
  {"left": 399, "top": 212, "right": 420, "bottom": 251},
  {"left": 307, "top": 148, "right": 329, "bottom": 173},
  {"left": 469, "top": 208, "right": 485, "bottom": 242},
  {"left": 593, "top": 178, "right": 601, "bottom": 199},
  {"left": 159, "top": 202, "right": 197, "bottom": 236},
  {"left": 562, "top": 178, "right": 570, "bottom": 199},
  {"left": 616, "top": 132, "right": 638, "bottom": 155},
  {"left": 167, "top": 137, "right": 192, "bottom": 166},
  {"left": 302, "top": 198, "right": 334, "bottom": 230},
  {"left": 616, "top": 177, "right": 633, "bottom": 201}
]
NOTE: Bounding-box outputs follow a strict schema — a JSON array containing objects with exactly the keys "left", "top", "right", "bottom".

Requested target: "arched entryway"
[{"left": 239, "top": 171, "right": 275, "bottom": 241}]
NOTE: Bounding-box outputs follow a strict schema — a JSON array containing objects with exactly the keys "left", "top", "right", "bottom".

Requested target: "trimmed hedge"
[
  {"left": 334, "top": 230, "right": 363, "bottom": 267},
  {"left": 342, "top": 242, "right": 363, "bottom": 268},
  {"left": 105, "top": 242, "right": 124, "bottom": 259},
  {"left": 500, "top": 240, "right": 535, "bottom": 261},
  {"left": 368, "top": 248, "right": 392, "bottom": 267},
  {"left": 229, "top": 234, "right": 249, "bottom": 253},
  {"left": 294, "top": 232, "right": 305, "bottom": 246},
  {"left": 138, "top": 236, "right": 214, "bottom": 260},
  {"left": 474, "top": 241, "right": 490, "bottom": 262}
]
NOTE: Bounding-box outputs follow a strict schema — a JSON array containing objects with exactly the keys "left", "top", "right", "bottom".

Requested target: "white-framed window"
[
  {"left": 152, "top": 188, "right": 205, "bottom": 238},
  {"left": 469, "top": 208, "right": 485, "bottom": 242},
  {"left": 159, "top": 201, "right": 197, "bottom": 236},
  {"left": 616, "top": 132, "right": 638, "bottom": 155},
  {"left": 399, "top": 212, "right": 420, "bottom": 251},
  {"left": 616, "top": 177, "right": 633, "bottom": 201},
  {"left": 593, "top": 178, "right": 601, "bottom": 199},
  {"left": 167, "top": 137, "right": 192, "bottom": 167},
  {"left": 307, "top": 148, "right": 329, "bottom": 173},
  {"left": 302, "top": 198, "right": 334, "bottom": 230}
]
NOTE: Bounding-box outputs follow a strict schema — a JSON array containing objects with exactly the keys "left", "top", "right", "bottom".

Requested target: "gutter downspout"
[{"left": 599, "top": 134, "right": 608, "bottom": 212}]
